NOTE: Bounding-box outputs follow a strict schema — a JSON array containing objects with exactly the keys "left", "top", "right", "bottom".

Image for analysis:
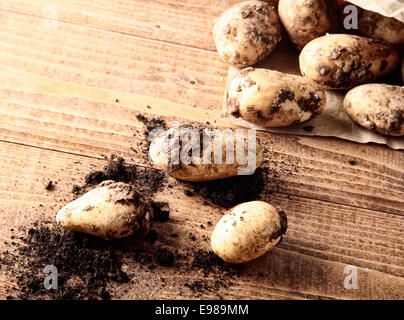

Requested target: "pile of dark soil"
[
  {"left": 187, "top": 167, "right": 267, "bottom": 208},
  {"left": 73, "top": 155, "right": 166, "bottom": 199},
  {"left": 1, "top": 224, "right": 130, "bottom": 300}
]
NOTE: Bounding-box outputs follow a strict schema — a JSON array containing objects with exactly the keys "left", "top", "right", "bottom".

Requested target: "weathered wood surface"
[{"left": 0, "top": 0, "right": 403, "bottom": 300}]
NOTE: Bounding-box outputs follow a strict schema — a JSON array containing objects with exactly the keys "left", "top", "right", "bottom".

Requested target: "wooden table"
[{"left": 0, "top": 0, "right": 403, "bottom": 300}]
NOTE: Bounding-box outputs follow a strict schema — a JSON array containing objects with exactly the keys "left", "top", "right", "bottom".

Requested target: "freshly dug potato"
[
  {"left": 211, "top": 201, "right": 287, "bottom": 264},
  {"left": 56, "top": 181, "right": 153, "bottom": 240},
  {"left": 226, "top": 67, "right": 327, "bottom": 127},
  {"left": 149, "top": 125, "right": 263, "bottom": 182},
  {"left": 332, "top": 0, "right": 404, "bottom": 48},
  {"left": 344, "top": 84, "right": 404, "bottom": 136},
  {"left": 213, "top": 1, "right": 282, "bottom": 67},
  {"left": 278, "top": 0, "right": 335, "bottom": 50},
  {"left": 299, "top": 34, "right": 400, "bottom": 89}
]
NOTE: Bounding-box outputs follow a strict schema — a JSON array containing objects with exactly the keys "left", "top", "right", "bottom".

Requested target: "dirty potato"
[
  {"left": 56, "top": 181, "right": 153, "bottom": 240},
  {"left": 299, "top": 34, "right": 400, "bottom": 89},
  {"left": 211, "top": 201, "right": 287, "bottom": 264},
  {"left": 226, "top": 67, "right": 327, "bottom": 127},
  {"left": 279, "top": 0, "right": 335, "bottom": 50},
  {"left": 149, "top": 125, "right": 263, "bottom": 182},
  {"left": 332, "top": 0, "right": 404, "bottom": 48},
  {"left": 344, "top": 84, "right": 404, "bottom": 136},
  {"left": 213, "top": 1, "right": 282, "bottom": 67}
]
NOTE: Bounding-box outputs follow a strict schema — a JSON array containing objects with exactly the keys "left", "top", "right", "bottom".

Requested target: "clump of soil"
[
  {"left": 151, "top": 201, "right": 170, "bottom": 222},
  {"left": 74, "top": 155, "right": 166, "bottom": 199},
  {"left": 187, "top": 168, "right": 266, "bottom": 208},
  {"left": 135, "top": 114, "right": 167, "bottom": 156},
  {"left": 2, "top": 224, "right": 130, "bottom": 300},
  {"left": 156, "top": 248, "right": 175, "bottom": 267}
]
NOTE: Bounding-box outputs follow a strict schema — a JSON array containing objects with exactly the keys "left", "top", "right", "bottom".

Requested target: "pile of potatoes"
[{"left": 215, "top": 0, "right": 404, "bottom": 136}]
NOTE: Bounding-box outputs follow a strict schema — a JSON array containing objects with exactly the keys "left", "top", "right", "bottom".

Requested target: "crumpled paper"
[{"left": 221, "top": 1, "right": 404, "bottom": 150}]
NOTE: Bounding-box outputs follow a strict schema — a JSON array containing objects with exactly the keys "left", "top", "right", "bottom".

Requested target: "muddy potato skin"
[
  {"left": 56, "top": 181, "right": 153, "bottom": 240},
  {"left": 333, "top": 0, "right": 404, "bottom": 48},
  {"left": 300, "top": 34, "right": 400, "bottom": 89},
  {"left": 279, "top": 0, "right": 334, "bottom": 50},
  {"left": 149, "top": 126, "right": 263, "bottom": 182},
  {"left": 227, "top": 68, "right": 326, "bottom": 127},
  {"left": 211, "top": 201, "right": 287, "bottom": 264},
  {"left": 344, "top": 84, "right": 404, "bottom": 136},
  {"left": 213, "top": 1, "right": 282, "bottom": 67}
]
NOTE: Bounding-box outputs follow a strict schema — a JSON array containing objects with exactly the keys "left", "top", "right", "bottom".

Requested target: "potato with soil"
[
  {"left": 226, "top": 67, "right": 327, "bottom": 127},
  {"left": 56, "top": 181, "right": 153, "bottom": 240},
  {"left": 211, "top": 201, "right": 287, "bottom": 264},
  {"left": 299, "top": 34, "right": 400, "bottom": 89},
  {"left": 332, "top": 0, "right": 404, "bottom": 48},
  {"left": 344, "top": 84, "right": 404, "bottom": 136},
  {"left": 278, "top": 0, "right": 335, "bottom": 50},
  {"left": 213, "top": 1, "right": 282, "bottom": 67},
  {"left": 149, "top": 125, "right": 263, "bottom": 182}
]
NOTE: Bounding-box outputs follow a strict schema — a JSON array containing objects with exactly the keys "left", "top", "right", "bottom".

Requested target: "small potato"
[
  {"left": 56, "top": 181, "right": 153, "bottom": 240},
  {"left": 279, "top": 0, "right": 335, "bottom": 50},
  {"left": 299, "top": 34, "right": 400, "bottom": 89},
  {"left": 213, "top": 1, "right": 282, "bottom": 67},
  {"left": 149, "top": 125, "right": 263, "bottom": 182},
  {"left": 333, "top": 0, "right": 404, "bottom": 48},
  {"left": 344, "top": 84, "right": 404, "bottom": 136},
  {"left": 226, "top": 67, "right": 327, "bottom": 127},
  {"left": 211, "top": 201, "right": 287, "bottom": 264}
]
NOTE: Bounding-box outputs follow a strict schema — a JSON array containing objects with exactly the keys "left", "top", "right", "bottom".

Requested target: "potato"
[
  {"left": 299, "top": 34, "right": 400, "bottom": 89},
  {"left": 56, "top": 181, "right": 153, "bottom": 240},
  {"left": 278, "top": 0, "right": 335, "bottom": 50},
  {"left": 149, "top": 125, "right": 263, "bottom": 182},
  {"left": 213, "top": 1, "right": 282, "bottom": 67},
  {"left": 332, "top": 0, "right": 404, "bottom": 48},
  {"left": 344, "top": 84, "right": 404, "bottom": 136},
  {"left": 211, "top": 201, "right": 287, "bottom": 263},
  {"left": 226, "top": 67, "right": 327, "bottom": 127}
]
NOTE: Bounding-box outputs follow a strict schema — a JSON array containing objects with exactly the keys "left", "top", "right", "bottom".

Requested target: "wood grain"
[
  {"left": 0, "top": 0, "right": 244, "bottom": 51},
  {"left": 0, "top": 1, "right": 403, "bottom": 300},
  {"left": 1, "top": 141, "right": 403, "bottom": 299},
  {"left": 0, "top": 64, "right": 403, "bottom": 216}
]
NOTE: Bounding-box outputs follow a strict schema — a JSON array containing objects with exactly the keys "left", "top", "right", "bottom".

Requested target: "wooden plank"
[
  {"left": 0, "top": 10, "right": 227, "bottom": 111},
  {"left": 0, "top": 64, "right": 403, "bottom": 216},
  {"left": 0, "top": 0, "right": 241, "bottom": 51},
  {"left": 1, "top": 141, "right": 403, "bottom": 299}
]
